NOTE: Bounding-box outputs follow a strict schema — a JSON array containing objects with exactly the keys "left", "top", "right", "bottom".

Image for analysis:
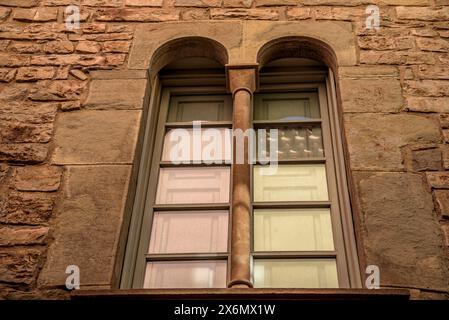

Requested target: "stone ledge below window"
[{"left": 71, "top": 288, "right": 410, "bottom": 300}]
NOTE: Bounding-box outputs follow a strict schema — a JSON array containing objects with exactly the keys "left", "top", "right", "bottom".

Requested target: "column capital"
[{"left": 225, "top": 63, "right": 259, "bottom": 95}]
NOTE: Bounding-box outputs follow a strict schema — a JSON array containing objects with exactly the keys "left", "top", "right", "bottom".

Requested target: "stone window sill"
[{"left": 71, "top": 288, "right": 410, "bottom": 300}]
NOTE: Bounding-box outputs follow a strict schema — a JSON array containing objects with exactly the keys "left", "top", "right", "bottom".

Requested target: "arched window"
[{"left": 121, "top": 37, "right": 361, "bottom": 289}]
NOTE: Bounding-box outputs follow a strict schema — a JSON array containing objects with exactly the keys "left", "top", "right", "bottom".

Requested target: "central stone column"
[{"left": 226, "top": 65, "right": 258, "bottom": 288}]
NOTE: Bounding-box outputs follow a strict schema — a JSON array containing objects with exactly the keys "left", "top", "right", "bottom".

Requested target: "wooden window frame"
[
  {"left": 250, "top": 70, "right": 360, "bottom": 288},
  {"left": 120, "top": 68, "right": 362, "bottom": 289}
]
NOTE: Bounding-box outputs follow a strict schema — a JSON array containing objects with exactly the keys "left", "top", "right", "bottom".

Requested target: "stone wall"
[{"left": 0, "top": 0, "right": 448, "bottom": 299}]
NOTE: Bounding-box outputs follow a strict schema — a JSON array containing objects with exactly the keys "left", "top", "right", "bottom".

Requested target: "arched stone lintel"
[{"left": 128, "top": 20, "right": 357, "bottom": 74}]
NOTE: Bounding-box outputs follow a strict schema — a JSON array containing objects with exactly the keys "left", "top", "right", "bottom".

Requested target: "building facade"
[{"left": 0, "top": 0, "right": 448, "bottom": 300}]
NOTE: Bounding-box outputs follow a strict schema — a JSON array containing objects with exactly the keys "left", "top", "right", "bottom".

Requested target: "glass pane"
[
  {"left": 144, "top": 260, "right": 227, "bottom": 288},
  {"left": 253, "top": 165, "right": 328, "bottom": 202},
  {"left": 168, "top": 95, "right": 232, "bottom": 122},
  {"left": 253, "top": 259, "right": 338, "bottom": 288},
  {"left": 156, "top": 167, "right": 230, "bottom": 204},
  {"left": 254, "top": 93, "right": 320, "bottom": 121},
  {"left": 162, "top": 128, "right": 232, "bottom": 163},
  {"left": 254, "top": 209, "right": 334, "bottom": 251},
  {"left": 258, "top": 126, "right": 324, "bottom": 160},
  {"left": 149, "top": 211, "right": 228, "bottom": 254}
]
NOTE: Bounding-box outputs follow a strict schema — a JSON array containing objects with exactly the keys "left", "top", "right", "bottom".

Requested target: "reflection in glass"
[
  {"left": 254, "top": 209, "right": 334, "bottom": 251},
  {"left": 258, "top": 126, "right": 324, "bottom": 160},
  {"left": 253, "top": 259, "right": 339, "bottom": 288},
  {"left": 253, "top": 165, "right": 329, "bottom": 202},
  {"left": 144, "top": 261, "right": 227, "bottom": 288},
  {"left": 162, "top": 128, "right": 232, "bottom": 163},
  {"left": 149, "top": 211, "right": 228, "bottom": 254},
  {"left": 156, "top": 167, "right": 230, "bottom": 204},
  {"left": 254, "top": 93, "right": 320, "bottom": 121}
]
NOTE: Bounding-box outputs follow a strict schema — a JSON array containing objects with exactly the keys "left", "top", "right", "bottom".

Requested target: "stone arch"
[
  {"left": 148, "top": 36, "right": 229, "bottom": 80},
  {"left": 257, "top": 36, "right": 338, "bottom": 71}
]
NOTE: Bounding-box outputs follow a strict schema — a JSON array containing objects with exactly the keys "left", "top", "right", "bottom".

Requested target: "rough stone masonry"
[{"left": 0, "top": 0, "right": 449, "bottom": 300}]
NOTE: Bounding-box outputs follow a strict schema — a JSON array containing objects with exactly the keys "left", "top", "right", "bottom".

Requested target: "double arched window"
[{"left": 121, "top": 36, "right": 361, "bottom": 289}]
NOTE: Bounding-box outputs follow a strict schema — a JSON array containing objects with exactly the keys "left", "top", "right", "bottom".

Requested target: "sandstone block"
[
  {"left": 16, "top": 67, "right": 55, "bottom": 82},
  {"left": 340, "top": 78, "right": 403, "bottom": 113},
  {"left": 38, "top": 165, "right": 131, "bottom": 287},
  {"left": 0, "top": 226, "right": 49, "bottom": 246},
  {"left": 356, "top": 172, "right": 449, "bottom": 291},
  {"left": 14, "top": 166, "right": 62, "bottom": 192},
  {"left": 345, "top": 114, "right": 440, "bottom": 171},
  {"left": 84, "top": 79, "right": 147, "bottom": 109},
  {"left": 0, "top": 192, "right": 54, "bottom": 225},
  {"left": 52, "top": 110, "right": 141, "bottom": 164},
  {"left": 0, "top": 143, "right": 48, "bottom": 163},
  {"left": 0, "top": 248, "right": 43, "bottom": 284}
]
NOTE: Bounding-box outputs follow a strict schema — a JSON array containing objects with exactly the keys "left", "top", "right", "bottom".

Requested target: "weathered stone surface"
[
  {"left": 0, "top": 144, "right": 48, "bottom": 163},
  {"left": 356, "top": 172, "right": 449, "bottom": 291},
  {"left": 286, "top": 7, "right": 311, "bottom": 20},
  {"left": 76, "top": 41, "right": 101, "bottom": 54},
  {"left": 434, "top": 190, "right": 449, "bottom": 219},
  {"left": 71, "top": 33, "right": 133, "bottom": 41},
  {"left": 84, "top": 79, "right": 147, "bottom": 109},
  {"left": 416, "top": 37, "right": 449, "bottom": 52},
  {"left": 175, "top": 0, "right": 222, "bottom": 6},
  {"left": 0, "top": 7, "right": 11, "bottom": 22},
  {"left": 0, "top": 102, "right": 57, "bottom": 124},
  {"left": 224, "top": 0, "right": 253, "bottom": 7},
  {"left": 405, "top": 80, "right": 449, "bottom": 97},
  {"left": 0, "top": 54, "right": 30, "bottom": 67},
  {"left": 95, "top": 8, "right": 180, "bottom": 21},
  {"left": 427, "top": 172, "right": 449, "bottom": 189},
  {"left": 0, "top": 0, "right": 40, "bottom": 6},
  {"left": 441, "top": 144, "right": 449, "bottom": 170},
  {"left": 30, "top": 54, "right": 111, "bottom": 68},
  {"left": 181, "top": 8, "right": 209, "bottom": 20},
  {"left": 396, "top": 6, "right": 449, "bottom": 21},
  {"left": 82, "top": 23, "right": 107, "bottom": 34},
  {"left": 103, "top": 41, "right": 131, "bottom": 53},
  {"left": 339, "top": 78, "right": 403, "bottom": 113},
  {"left": 360, "top": 51, "right": 435, "bottom": 65},
  {"left": 90, "top": 69, "right": 147, "bottom": 79},
  {"left": 38, "top": 165, "right": 131, "bottom": 287},
  {"left": 16, "top": 67, "right": 55, "bottom": 82},
  {"left": 358, "top": 36, "right": 414, "bottom": 51},
  {"left": 69, "top": 69, "right": 88, "bottom": 81},
  {"left": 125, "top": 0, "right": 164, "bottom": 5},
  {"left": 255, "top": 0, "right": 295, "bottom": 5},
  {"left": 211, "top": 8, "right": 279, "bottom": 20},
  {"left": 0, "top": 226, "right": 49, "bottom": 246},
  {"left": 9, "top": 41, "right": 42, "bottom": 54},
  {"left": 1, "top": 122, "right": 53, "bottom": 143},
  {"left": 28, "top": 80, "right": 87, "bottom": 101},
  {"left": 13, "top": 8, "right": 58, "bottom": 22},
  {"left": 43, "top": 41, "right": 75, "bottom": 54},
  {"left": 14, "top": 166, "right": 62, "bottom": 192},
  {"left": 403, "top": 146, "right": 442, "bottom": 172},
  {"left": 0, "top": 248, "right": 43, "bottom": 285},
  {"left": 315, "top": 6, "right": 364, "bottom": 20},
  {"left": 0, "top": 68, "right": 16, "bottom": 83},
  {"left": 345, "top": 114, "right": 440, "bottom": 171},
  {"left": 52, "top": 110, "right": 141, "bottom": 164},
  {"left": 83, "top": 0, "right": 123, "bottom": 6},
  {"left": 418, "top": 65, "right": 449, "bottom": 80},
  {"left": 406, "top": 97, "right": 449, "bottom": 113},
  {"left": 442, "top": 224, "right": 449, "bottom": 247},
  {"left": 338, "top": 66, "right": 399, "bottom": 77},
  {"left": 0, "top": 192, "right": 54, "bottom": 225}
]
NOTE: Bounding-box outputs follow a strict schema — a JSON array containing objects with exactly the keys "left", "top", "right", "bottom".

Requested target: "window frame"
[
  {"left": 250, "top": 77, "right": 352, "bottom": 288},
  {"left": 129, "top": 81, "right": 235, "bottom": 289},
  {"left": 120, "top": 68, "right": 362, "bottom": 289}
]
